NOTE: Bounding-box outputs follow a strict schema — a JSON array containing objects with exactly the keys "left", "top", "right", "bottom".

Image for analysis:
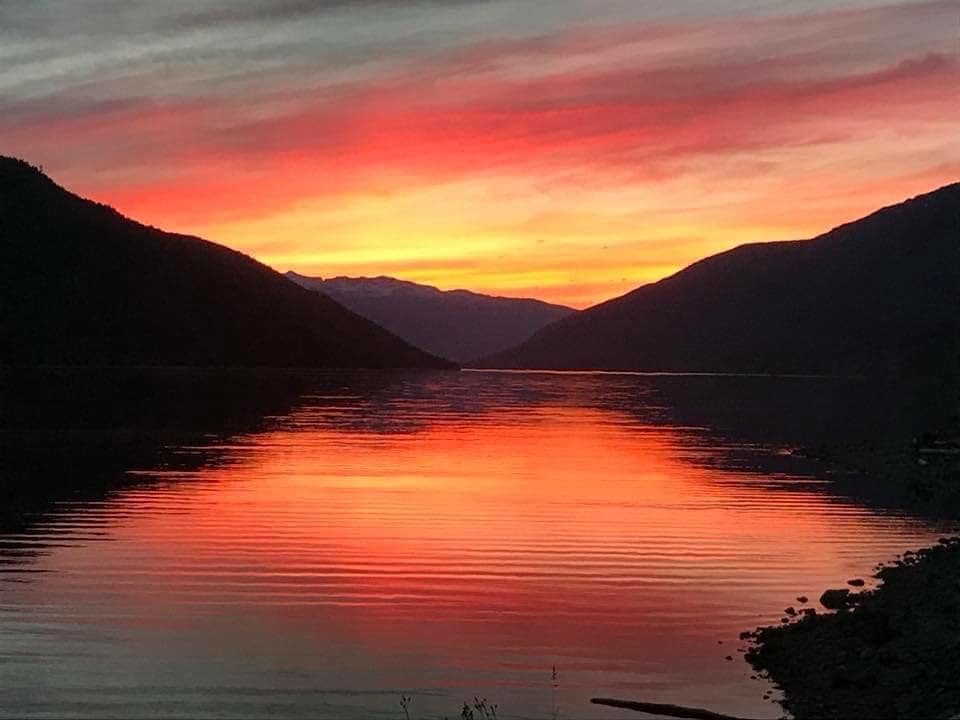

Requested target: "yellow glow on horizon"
[{"left": 188, "top": 174, "right": 842, "bottom": 308}]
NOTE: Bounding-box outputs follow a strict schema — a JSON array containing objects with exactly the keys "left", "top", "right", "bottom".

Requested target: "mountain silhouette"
[
  {"left": 479, "top": 183, "right": 960, "bottom": 375},
  {"left": 285, "top": 272, "right": 574, "bottom": 362},
  {"left": 0, "top": 158, "right": 452, "bottom": 369}
]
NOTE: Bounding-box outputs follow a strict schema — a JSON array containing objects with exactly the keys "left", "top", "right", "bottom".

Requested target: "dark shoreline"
[
  {"left": 745, "top": 537, "right": 960, "bottom": 719},
  {"left": 745, "top": 436, "right": 960, "bottom": 719}
]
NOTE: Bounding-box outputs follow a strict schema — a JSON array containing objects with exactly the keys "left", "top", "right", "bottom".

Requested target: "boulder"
[{"left": 821, "top": 588, "right": 856, "bottom": 610}]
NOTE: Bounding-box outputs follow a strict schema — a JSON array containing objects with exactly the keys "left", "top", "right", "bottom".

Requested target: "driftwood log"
[{"left": 590, "top": 697, "right": 759, "bottom": 720}]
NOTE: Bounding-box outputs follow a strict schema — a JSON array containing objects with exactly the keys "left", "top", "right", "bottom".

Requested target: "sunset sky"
[{"left": 3, "top": 0, "right": 958, "bottom": 307}]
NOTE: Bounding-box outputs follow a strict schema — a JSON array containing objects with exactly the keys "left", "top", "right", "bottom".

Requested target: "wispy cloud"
[{"left": 2, "top": 0, "right": 958, "bottom": 306}]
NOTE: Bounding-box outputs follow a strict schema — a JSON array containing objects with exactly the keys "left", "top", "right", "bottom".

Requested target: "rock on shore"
[{"left": 745, "top": 537, "right": 960, "bottom": 719}]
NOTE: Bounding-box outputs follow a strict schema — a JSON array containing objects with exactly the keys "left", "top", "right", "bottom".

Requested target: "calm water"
[{"left": 1, "top": 369, "right": 954, "bottom": 719}]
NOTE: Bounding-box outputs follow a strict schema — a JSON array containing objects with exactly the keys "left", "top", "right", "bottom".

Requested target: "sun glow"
[{"left": 4, "top": 1, "right": 958, "bottom": 306}]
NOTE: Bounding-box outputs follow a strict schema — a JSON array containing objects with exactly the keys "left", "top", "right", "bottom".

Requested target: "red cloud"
[{"left": 5, "top": 2, "right": 957, "bottom": 232}]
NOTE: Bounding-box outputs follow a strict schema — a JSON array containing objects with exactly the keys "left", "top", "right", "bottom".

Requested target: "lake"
[{"left": 1, "top": 369, "right": 954, "bottom": 719}]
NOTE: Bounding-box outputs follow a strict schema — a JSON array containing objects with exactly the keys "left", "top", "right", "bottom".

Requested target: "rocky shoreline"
[{"left": 745, "top": 431, "right": 960, "bottom": 719}]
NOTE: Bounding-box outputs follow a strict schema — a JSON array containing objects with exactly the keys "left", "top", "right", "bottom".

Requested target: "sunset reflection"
[{"left": 6, "top": 396, "right": 942, "bottom": 718}]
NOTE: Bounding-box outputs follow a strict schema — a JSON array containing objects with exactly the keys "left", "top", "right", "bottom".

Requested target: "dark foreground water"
[{"left": 1, "top": 369, "right": 955, "bottom": 719}]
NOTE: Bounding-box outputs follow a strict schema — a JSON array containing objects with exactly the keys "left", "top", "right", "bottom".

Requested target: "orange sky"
[{"left": 3, "top": 1, "right": 958, "bottom": 307}]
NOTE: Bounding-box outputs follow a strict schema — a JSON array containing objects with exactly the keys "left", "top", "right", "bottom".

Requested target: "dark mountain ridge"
[
  {"left": 479, "top": 183, "right": 960, "bottom": 376},
  {"left": 285, "top": 271, "right": 574, "bottom": 362},
  {"left": 0, "top": 157, "right": 452, "bottom": 368}
]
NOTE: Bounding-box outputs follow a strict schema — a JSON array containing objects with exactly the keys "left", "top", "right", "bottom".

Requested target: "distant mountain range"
[
  {"left": 285, "top": 272, "right": 574, "bottom": 362},
  {"left": 4, "top": 154, "right": 955, "bottom": 376},
  {"left": 0, "top": 157, "right": 451, "bottom": 369},
  {"left": 479, "top": 183, "right": 960, "bottom": 376}
]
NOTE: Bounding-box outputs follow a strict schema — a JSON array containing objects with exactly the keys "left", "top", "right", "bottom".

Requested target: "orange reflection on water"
[
  {"left": 5, "top": 403, "right": 944, "bottom": 719},
  {"left": 109, "top": 408, "right": 918, "bottom": 649}
]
